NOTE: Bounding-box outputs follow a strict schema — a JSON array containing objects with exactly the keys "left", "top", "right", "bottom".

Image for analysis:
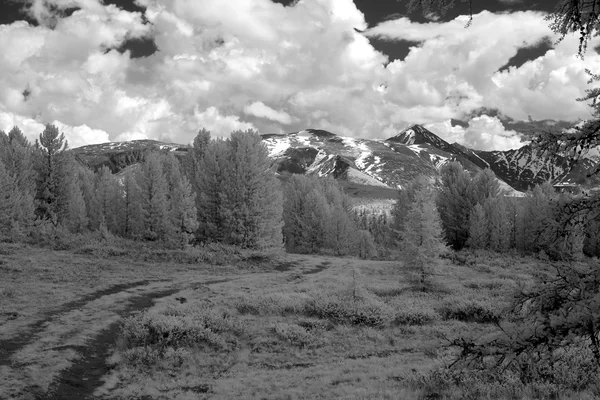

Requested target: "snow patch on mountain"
[
  {"left": 264, "top": 137, "right": 291, "bottom": 157},
  {"left": 346, "top": 168, "right": 389, "bottom": 187}
]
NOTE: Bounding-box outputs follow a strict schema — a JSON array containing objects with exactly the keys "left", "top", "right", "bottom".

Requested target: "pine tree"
[
  {"left": 391, "top": 175, "right": 430, "bottom": 235},
  {"left": 121, "top": 168, "right": 144, "bottom": 238},
  {"left": 0, "top": 159, "right": 16, "bottom": 236},
  {"left": 436, "top": 162, "right": 475, "bottom": 250},
  {"left": 219, "top": 130, "right": 283, "bottom": 250},
  {"left": 402, "top": 186, "right": 447, "bottom": 290},
  {"left": 0, "top": 126, "right": 36, "bottom": 229},
  {"left": 35, "top": 124, "right": 68, "bottom": 224},
  {"left": 138, "top": 153, "right": 170, "bottom": 241},
  {"left": 470, "top": 168, "right": 501, "bottom": 204},
  {"left": 55, "top": 154, "right": 88, "bottom": 231},
  {"left": 77, "top": 167, "right": 101, "bottom": 230},
  {"left": 95, "top": 166, "right": 120, "bottom": 233},
  {"left": 196, "top": 139, "right": 228, "bottom": 242},
  {"left": 163, "top": 154, "right": 198, "bottom": 247},
  {"left": 467, "top": 203, "right": 488, "bottom": 249}
]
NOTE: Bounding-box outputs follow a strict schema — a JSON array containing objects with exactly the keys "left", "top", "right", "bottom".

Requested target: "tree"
[
  {"left": 35, "top": 124, "right": 68, "bottom": 223},
  {"left": 138, "top": 153, "right": 170, "bottom": 241},
  {"left": 219, "top": 130, "right": 284, "bottom": 250},
  {"left": 436, "top": 162, "right": 475, "bottom": 250},
  {"left": 55, "top": 153, "right": 88, "bottom": 232},
  {"left": 163, "top": 154, "right": 198, "bottom": 248},
  {"left": 120, "top": 168, "right": 144, "bottom": 238},
  {"left": 402, "top": 186, "right": 447, "bottom": 290},
  {"left": 0, "top": 126, "right": 36, "bottom": 229},
  {"left": 0, "top": 159, "right": 17, "bottom": 236},
  {"left": 195, "top": 139, "right": 228, "bottom": 243},
  {"left": 95, "top": 166, "right": 119, "bottom": 233},
  {"left": 467, "top": 203, "right": 487, "bottom": 249},
  {"left": 391, "top": 175, "right": 430, "bottom": 235},
  {"left": 282, "top": 175, "right": 361, "bottom": 255}
]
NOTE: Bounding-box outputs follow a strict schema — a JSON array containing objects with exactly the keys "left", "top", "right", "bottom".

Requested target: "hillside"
[{"left": 71, "top": 126, "right": 600, "bottom": 197}]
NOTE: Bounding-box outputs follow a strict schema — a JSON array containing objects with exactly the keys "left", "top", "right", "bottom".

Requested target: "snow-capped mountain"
[
  {"left": 71, "top": 126, "right": 600, "bottom": 197},
  {"left": 263, "top": 125, "right": 600, "bottom": 194}
]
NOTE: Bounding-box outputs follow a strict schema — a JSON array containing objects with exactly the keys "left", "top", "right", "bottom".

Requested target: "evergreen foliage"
[
  {"left": 219, "top": 130, "right": 283, "bottom": 250},
  {"left": 282, "top": 175, "right": 363, "bottom": 255},
  {"left": 402, "top": 186, "right": 447, "bottom": 290},
  {"left": 436, "top": 162, "right": 475, "bottom": 250},
  {"left": 138, "top": 153, "right": 170, "bottom": 241}
]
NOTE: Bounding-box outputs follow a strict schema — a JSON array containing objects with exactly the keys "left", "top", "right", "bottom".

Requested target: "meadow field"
[{"left": 0, "top": 240, "right": 597, "bottom": 400}]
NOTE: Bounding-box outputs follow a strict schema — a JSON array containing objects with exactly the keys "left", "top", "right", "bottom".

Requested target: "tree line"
[
  {"left": 0, "top": 123, "right": 595, "bottom": 260},
  {"left": 0, "top": 124, "right": 369, "bottom": 254}
]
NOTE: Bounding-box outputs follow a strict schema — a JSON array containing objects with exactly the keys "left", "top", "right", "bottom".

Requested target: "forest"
[{"left": 2, "top": 122, "right": 597, "bottom": 262}]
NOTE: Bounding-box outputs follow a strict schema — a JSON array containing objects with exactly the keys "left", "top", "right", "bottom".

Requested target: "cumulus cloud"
[
  {"left": 244, "top": 101, "right": 294, "bottom": 125},
  {"left": 0, "top": 1, "right": 598, "bottom": 150},
  {"left": 425, "top": 115, "right": 524, "bottom": 151}
]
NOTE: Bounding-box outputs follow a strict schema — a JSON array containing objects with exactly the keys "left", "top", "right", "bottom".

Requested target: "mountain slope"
[{"left": 71, "top": 126, "right": 600, "bottom": 198}]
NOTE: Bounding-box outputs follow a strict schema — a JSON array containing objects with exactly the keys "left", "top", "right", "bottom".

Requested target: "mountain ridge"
[{"left": 71, "top": 126, "right": 600, "bottom": 195}]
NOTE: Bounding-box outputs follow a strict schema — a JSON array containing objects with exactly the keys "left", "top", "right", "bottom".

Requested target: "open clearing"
[{"left": 0, "top": 242, "right": 555, "bottom": 399}]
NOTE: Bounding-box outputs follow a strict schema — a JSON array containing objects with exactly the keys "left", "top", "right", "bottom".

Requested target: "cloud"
[
  {"left": 243, "top": 101, "right": 294, "bottom": 125},
  {"left": 0, "top": 2, "right": 598, "bottom": 151},
  {"left": 0, "top": 109, "right": 109, "bottom": 148},
  {"left": 193, "top": 106, "right": 255, "bottom": 138},
  {"left": 425, "top": 115, "right": 524, "bottom": 151}
]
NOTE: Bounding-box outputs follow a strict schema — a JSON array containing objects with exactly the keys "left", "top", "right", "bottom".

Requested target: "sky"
[{"left": 0, "top": 0, "right": 599, "bottom": 150}]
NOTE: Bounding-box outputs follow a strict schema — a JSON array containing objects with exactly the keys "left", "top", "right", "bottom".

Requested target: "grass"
[{"left": 2, "top": 241, "right": 599, "bottom": 399}]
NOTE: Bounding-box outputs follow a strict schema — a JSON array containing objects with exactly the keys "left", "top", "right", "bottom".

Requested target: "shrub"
[
  {"left": 270, "top": 322, "right": 322, "bottom": 348},
  {"left": 296, "top": 317, "right": 335, "bottom": 331},
  {"left": 119, "top": 308, "right": 245, "bottom": 353},
  {"left": 234, "top": 292, "right": 310, "bottom": 315},
  {"left": 388, "top": 297, "right": 440, "bottom": 325},
  {"left": 305, "top": 291, "right": 393, "bottom": 327},
  {"left": 438, "top": 298, "right": 501, "bottom": 323}
]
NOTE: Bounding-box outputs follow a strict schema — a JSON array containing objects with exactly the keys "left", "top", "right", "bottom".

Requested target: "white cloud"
[
  {"left": 0, "top": 3, "right": 598, "bottom": 151},
  {"left": 194, "top": 106, "right": 255, "bottom": 138},
  {"left": 244, "top": 101, "right": 294, "bottom": 125},
  {"left": 426, "top": 115, "right": 524, "bottom": 151},
  {"left": 0, "top": 109, "right": 109, "bottom": 148}
]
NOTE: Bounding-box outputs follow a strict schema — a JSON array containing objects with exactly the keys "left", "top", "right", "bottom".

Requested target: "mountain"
[
  {"left": 72, "top": 139, "right": 188, "bottom": 173},
  {"left": 71, "top": 126, "right": 600, "bottom": 200}
]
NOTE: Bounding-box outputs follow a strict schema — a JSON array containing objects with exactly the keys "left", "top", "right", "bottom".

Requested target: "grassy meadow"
[{"left": 1, "top": 239, "right": 598, "bottom": 399}]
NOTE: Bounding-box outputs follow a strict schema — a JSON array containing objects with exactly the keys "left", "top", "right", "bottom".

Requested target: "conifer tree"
[
  {"left": 0, "top": 159, "right": 16, "bottom": 236},
  {"left": 470, "top": 168, "right": 501, "bottom": 204},
  {"left": 35, "top": 124, "right": 68, "bottom": 224},
  {"left": 77, "top": 167, "right": 101, "bottom": 230},
  {"left": 55, "top": 154, "right": 88, "bottom": 231},
  {"left": 196, "top": 139, "right": 228, "bottom": 242},
  {"left": 138, "top": 153, "right": 170, "bottom": 241},
  {"left": 95, "top": 166, "right": 119, "bottom": 233},
  {"left": 467, "top": 203, "right": 488, "bottom": 249},
  {"left": 391, "top": 175, "right": 430, "bottom": 235},
  {"left": 0, "top": 126, "right": 36, "bottom": 229},
  {"left": 402, "top": 186, "right": 447, "bottom": 290},
  {"left": 436, "top": 162, "right": 475, "bottom": 250},
  {"left": 163, "top": 154, "right": 198, "bottom": 247},
  {"left": 121, "top": 168, "right": 144, "bottom": 238},
  {"left": 219, "top": 130, "right": 283, "bottom": 250},
  {"left": 484, "top": 196, "right": 511, "bottom": 252}
]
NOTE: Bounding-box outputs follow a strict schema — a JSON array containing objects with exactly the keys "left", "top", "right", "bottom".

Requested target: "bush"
[
  {"left": 305, "top": 291, "right": 393, "bottom": 327},
  {"left": 296, "top": 317, "right": 335, "bottom": 331},
  {"left": 438, "top": 298, "right": 501, "bottom": 323},
  {"left": 119, "top": 307, "right": 245, "bottom": 353},
  {"left": 270, "top": 322, "right": 322, "bottom": 348},
  {"left": 388, "top": 297, "right": 440, "bottom": 325},
  {"left": 234, "top": 292, "right": 311, "bottom": 315}
]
